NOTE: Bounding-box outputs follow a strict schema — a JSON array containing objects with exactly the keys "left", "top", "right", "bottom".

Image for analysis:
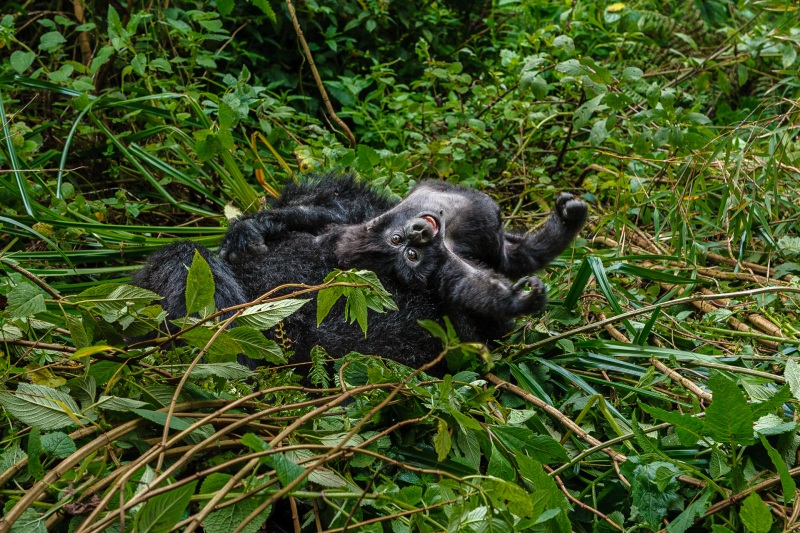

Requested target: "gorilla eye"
[
  {"left": 390, "top": 234, "right": 404, "bottom": 245},
  {"left": 406, "top": 248, "right": 419, "bottom": 261}
]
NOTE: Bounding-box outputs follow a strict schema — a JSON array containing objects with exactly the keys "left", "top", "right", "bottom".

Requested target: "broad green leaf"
[
  {"left": 751, "top": 386, "right": 791, "bottom": 419},
  {"left": 204, "top": 494, "right": 272, "bottom": 533},
  {"left": 96, "top": 396, "right": 149, "bottom": 411},
  {"left": 482, "top": 477, "right": 534, "bottom": 519},
  {"left": 27, "top": 427, "right": 43, "bottom": 480},
  {"left": 10, "top": 51, "right": 36, "bottom": 74},
  {"left": 639, "top": 403, "right": 704, "bottom": 446},
  {"left": 39, "top": 31, "right": 66, "bottom": 51},
  {"left": 487, "top": 443, "right": 514, "bottom": 480},
  {"left": 228, "top": 327, "right": 285, "bottom": 364},
  {"left": 251, "top": 0, "right": 277, "bottom": 21},
  {"left": 273, "top": 453, "right": 306, "bottom": 489},
  {"left": 7, "top": 283, "right": 46, "bottom": 318},
  {"left": 740, "top": 492, "right": 771, "bottom": 533},
  {"left": 785, "top": 359, "right": 800, "bottom": 402},
  {"left": 490, "top": 425, "right": 568, "bottom": 464},
  {"left": 760, "top": 434, "right": 796, "bottom": 504},
  {"left": 134, "top": 481, "right": 197, "bottom": 533},
  {"left": 627, "top": 460, "right": 681, "bottom": 528},
  {"left": 238, "top": 299, "right": 309, "bottom": 329},
  {"left": 573, "top": 94, "right": 603, "bottom": 129},
  {"left": 9, "top": 509, "right": 45, "bottom": 533},
  {"left": 622, "top": 66, "right": 643, "bottom": 80},
  {"left": 182, "top": 328, "right": 242, "bottom": 363},
  {"left": 434, "top": 418, "right": 452, "bottom": 462},
  {"left": 185, "top": 250, "right": 215, "bottom": 315},
  {"left": 704, "top": 372, "right": 754, "bottom": 445},
  {"left": 181, "top": 363, "right": 252, "bottom": 380},
  {"left": 0, "top": 383, "right": 81, "bottom": 430},
  {"left": 666, "top": 489, "right": 711, "bottom": 533},
  {"left": 40, "top": 432, "right": 76, "bottom": 459}
]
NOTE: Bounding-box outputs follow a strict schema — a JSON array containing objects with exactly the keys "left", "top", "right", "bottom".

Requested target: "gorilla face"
[{"left": 337, "top": 210, "right": 446, "bottom": 288}]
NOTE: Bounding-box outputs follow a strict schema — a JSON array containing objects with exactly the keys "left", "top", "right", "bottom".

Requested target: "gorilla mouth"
[{"left": 421, "top": 215, "right": 439, "bottom": 236}]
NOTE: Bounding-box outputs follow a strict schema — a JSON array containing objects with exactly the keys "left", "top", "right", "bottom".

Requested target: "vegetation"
[{"left": 1, "top": 0, "right": 800, "bottom": 530}]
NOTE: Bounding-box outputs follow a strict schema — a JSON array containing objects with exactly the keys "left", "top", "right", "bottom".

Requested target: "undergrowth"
[{"left": 1, "top": 0, "right": 800, "bottom": 531}]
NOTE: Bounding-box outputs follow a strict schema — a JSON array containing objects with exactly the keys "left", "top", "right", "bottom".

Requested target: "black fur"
[{"left": 133, "top": 173, "right": 587, "bottom": 369}]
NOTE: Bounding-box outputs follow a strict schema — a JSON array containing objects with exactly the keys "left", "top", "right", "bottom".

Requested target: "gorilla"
[{"left": 132, "top": 173, "right": 587, "bottom": 369}]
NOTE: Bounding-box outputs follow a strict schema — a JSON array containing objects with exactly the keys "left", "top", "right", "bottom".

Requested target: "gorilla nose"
[{"left": 407, "top": 218, "right": 434, "bottom": 244}]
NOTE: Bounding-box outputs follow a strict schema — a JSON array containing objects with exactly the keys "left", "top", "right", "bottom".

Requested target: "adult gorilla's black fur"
[{"left": 133, "top": 173, "right": 587, "bottom": 369}]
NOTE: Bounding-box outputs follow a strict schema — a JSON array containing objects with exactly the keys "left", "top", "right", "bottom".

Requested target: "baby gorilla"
[{"left": 133, "top": 173, "right": 585, "bottom": 368}]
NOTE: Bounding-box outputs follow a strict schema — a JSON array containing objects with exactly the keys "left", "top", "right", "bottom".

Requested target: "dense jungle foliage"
[{"left": 1, "top": 0, "right": 800, "bottom": 531}]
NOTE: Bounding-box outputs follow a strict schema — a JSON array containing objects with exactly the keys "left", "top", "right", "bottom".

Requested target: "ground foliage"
[{"left": 1, "top": 0, "right": 800, "bottom": 531}]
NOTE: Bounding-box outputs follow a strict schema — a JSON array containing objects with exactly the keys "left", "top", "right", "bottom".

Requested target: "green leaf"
[
  {"left": 0, "top": 383, "right": 81, "bottom": 430},
  {"left": 7, "top": 283, "right": 46, "bottom": 318},
  {"left": 490, "top": 425, "right": 568, "bottom": 464},
  {"left": 639, "top": 403, "right": 704, "bottom": 446},
  {"left": 38, "top": 31, "right": 66, "bottom": 51},
  {"left": 704, "top": 372, "right": 754, "bottom": 445},
  {"left": 204, "top": 494, "right": 272, "bottom": 533},
  {"left": 134, "top": 481, "right": 197, "bottom": 533},
  {"left": 785, "top": 359, "right": 800, "bottom": 402},
  {"left": 666, "top": 489, "right": 711, "bottom": 533},
  {"left": 739, "top": 492, "right": 772, "bottom": 533},
  {"left": 9, "top": 509, "right": 45, "bottom": 533},
  {"left": 273, "top": 453, "right": 306, "bottom": 489},
  {"left": 216, "top": 0, "right": 234, "bottom": 16},
  {"left": 628, "top": 460, "right": 681, "bottom": 528},
  {"left": 238, "top": 299, "right": 309, "bottom": 329},
  {"left": 434, "top": 418, "right": 452, "bottom": 461},
  {"left": 482, "top": 477, "right": 534, "bottom": 519},
  {"left": 760, "top": 434, "right": 796, "bottom": 504},
  {"left": 573, "top": 94, "right": 603, "bottom": 129},
  {"left": 10, "top": 51, "right": 36, "bottom": 74},
  {"left": 181, "top": 328, "right": 242, "bottom": 363},
  {"left": 40, "top": 432, "right": 76, "bottom": 459},
  {"left": 622, "top": 66, "right": 643, "bottom": 80},
  {"left": 96, "top": 396, "right": 149, "bottom": 411},
  {"left": 228, "top": 327, "right": 285, "bottom": 364},
  {"left": 218, "top": 101, "right": 240, "bottom": 130},
  {"left": 251, "top": 0, "right": 277, "bottom": 21},
  {"left": 751, "top": 386, "right": 791, "bottom": 419},
  {"left": 26, "top": 427, "right": 44, "bottom": 480},
  {"left": 185, "top": 250, "right": 216, "bottom": 315},
  {"left": 487, "top": 443, "right": 514, "bottom": 480}
]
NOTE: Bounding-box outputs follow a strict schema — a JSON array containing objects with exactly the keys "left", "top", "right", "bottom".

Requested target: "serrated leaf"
[
  {"left": 134, "top": 481, "right": 197, "bottom": 533},
  {"left": 785, "top": 359, "right": 800, "bottom": 401},
  {"left": 97, "top": 396, "right": 149, "bottom": 411},
  {"left": 185, "top": 250, "right": 215, "bottom": 315},
  {"left": 487, "top": 443, "right": 514, "bottom": 480},
  {"left": 639, "top": 403, "right": 704, "bottom": 446},
  {"left": 67, "top": 375, "right": 96, "bottom": 410},
  {"left": 629, "top": 461, "right": 681, "bottom": 528},
  {"left": 238, "top": 299, "right": 309, "bottom": 329},
  {"left": 482, "top": 477, "right": 534, "bottom": 519},
  {"left": 7, "top": 283, "right": 46, "bottom": 318},
  {"left": 9, "top": 508, "right": 45, "bottom": 533},
  {"left": 204, "top": 493, "right": 272, "bottom": 533},
  {"left": 666, "top": 489, "right": 711, "bottom": 533},
  {"left": 183, "top": 363, "right": 253, "bottom": 380},
  {"left": 740, "top": 492, "right": 771, "bottom": 533},
  {"left": 704, "top": 372, "right": 754, "bottom": 445},
  {"left": 181, "top": 328, "right": 241, "bottom": 363},
  {"left": 228, "top": 327, "right": 285, "bottom": 364},
  {"left": 491, "top": 425, "right": 568, "bottom": 464},
  {"left": 273, "top": 453, "right": 306, "bottom": 489},
  {"left": 40, "top": 432, "right": 76, "bottom": 459},
  {"left": 0, "top": 383, "right": 82, "bottom": 430}
]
